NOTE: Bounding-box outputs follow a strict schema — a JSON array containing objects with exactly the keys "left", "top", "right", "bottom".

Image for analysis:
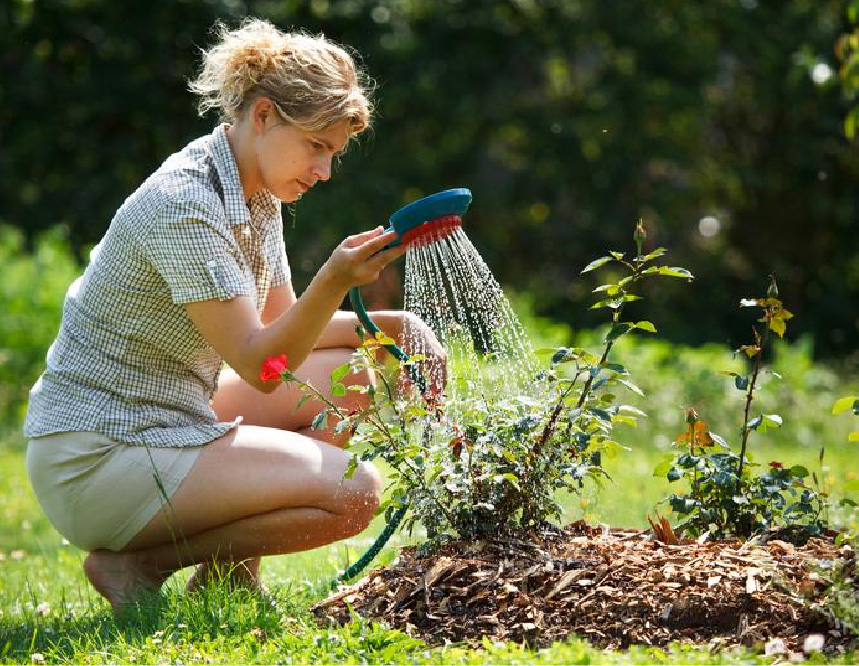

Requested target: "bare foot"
[
  {"left": 83, "top": 550, "right": 165, "bottom": 613},
  {"left": 186, "top": 557, "right": 264, "bottom": 594}
]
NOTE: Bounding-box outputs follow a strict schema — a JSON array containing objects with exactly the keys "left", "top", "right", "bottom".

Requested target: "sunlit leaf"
[
  {"left": 757, "top": 414, "right": 783, "bottom": 433},
  {"left": 331, "top": 363, "right": 351, "bottom": 382},
  {"left": 656, "top": 266, "right": 693, "bottom": 279},
  {"left": 639, "top": 247, "right": 667, "bottom": 262},
  {"left": 832, "top": 395, "right": 858, "bottom": 415},
  {"left": 769, "top": 317, "right": 786, "bottom": 338},
  {"left": 581, "top": 256, "right": 613, "bottom": 273},
  {"left": 634, "top": 321, "right": 657, "bottom": 333},
  {"left": 617, "top": 378, "right": 644, "bottom": 396}
]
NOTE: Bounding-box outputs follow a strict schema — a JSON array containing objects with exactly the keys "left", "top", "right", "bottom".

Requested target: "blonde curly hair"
[{"left": 190, "top": 18, "right": 372, "bottom": 136}]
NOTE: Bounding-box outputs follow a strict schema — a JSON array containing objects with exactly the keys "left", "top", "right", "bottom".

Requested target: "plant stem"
[{"left": 736, "top": 324, "right": 769, "bottom": 495}]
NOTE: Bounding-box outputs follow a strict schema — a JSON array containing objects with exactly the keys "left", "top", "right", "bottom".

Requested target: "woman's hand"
[
  {"left": 319, "top": 227, "right": 408, "bottom": 291},
  {"left": 399, "top": 312, "right": 448, "bottom": 396}
]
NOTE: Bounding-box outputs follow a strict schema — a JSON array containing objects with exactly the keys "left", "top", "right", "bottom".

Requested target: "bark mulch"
[{"left": 312, "top": 521, "right": 857, "bottom": 655}]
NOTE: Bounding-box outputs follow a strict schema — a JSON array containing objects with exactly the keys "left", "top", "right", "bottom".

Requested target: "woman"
[{"left": 24, "top": 18, "right": 444, "bottom": 611}]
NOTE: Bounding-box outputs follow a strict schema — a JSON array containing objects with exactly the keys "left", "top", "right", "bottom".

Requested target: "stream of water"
[{"left": 401, "top": 226, "right": 540, "bottom": 403}]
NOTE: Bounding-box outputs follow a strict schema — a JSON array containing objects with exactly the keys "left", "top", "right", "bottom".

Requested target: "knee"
[{"left": 340, "top": 461, "right": 382, "bottom": 536}]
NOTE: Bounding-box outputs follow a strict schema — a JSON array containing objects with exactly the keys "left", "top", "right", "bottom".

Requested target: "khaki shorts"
[{"left": 27, "top": 432, "right": 203, "bottom": 552}]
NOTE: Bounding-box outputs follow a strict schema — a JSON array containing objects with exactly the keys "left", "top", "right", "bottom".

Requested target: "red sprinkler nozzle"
[{"left": 400, "top": 214, "right": 462, "bottom": 247}]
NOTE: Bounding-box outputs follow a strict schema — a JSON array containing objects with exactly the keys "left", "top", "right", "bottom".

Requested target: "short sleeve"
[
  {"left": 145, "top": 197, "right": 254, "bottom": 304},
  {"left": 268, "top": 223, "right": 292, "bottom": 288}
]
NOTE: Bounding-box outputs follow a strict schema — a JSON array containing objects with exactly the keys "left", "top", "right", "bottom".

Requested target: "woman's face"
[{"left": 253, "top": 103, "right": 351, "bottom": 203}]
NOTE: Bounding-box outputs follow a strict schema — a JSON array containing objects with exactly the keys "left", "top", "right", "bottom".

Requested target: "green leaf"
[
  {"left": 331, "top": 363, "right": 351, "bottom": 382},
  {"left": 605, "top": 323, "right": 632, "bottom": 342},
  {"left": 612, "top": 414, "right": 638, "bottom": 428},
  {"left": 633, "top": 321, "right": 657, "bottom": 333},
  {"left": 296, "top": 393, "right": 314, "bottom": 410},
  {"left": 617, "top": 378, "right": 644, "bottom": 396},
  {"left": 343, "top": 454, "right": 359, "bottom": 479},
  {"left": 653, "top": 460, "right": 671, "bottom": 478},
  {"left": 746, "top": 415, "right": 763, "bottom": 431},
  {"left": 581, "top": 256, "right": 613, "bottom": 273},
  {"left": 331, "top": 383, "right": 347, "bottom": 397},
  {"left": 656, "top": 266, "right": 693, "bottom": 279},
  {"left": 639, "top": 247, "right": 667, "bottom": 262},
  {"left": 710, "top": 432, "right": 729, "bottom": 448},
  {"left": 832, "top": 395, "right": 858, "bottom": 415},
  {"left": 551, "top": 347, "right": 572, "bottom": 365},
  {"left": 311, "top": 410, "right": 329, "bottom": 430},
  {"left": 758, "top": 414, "right": 783, "bottom": 433},
  {"left": 667, "top": 467, "right": 682, "bottom": 482},
  {"left": 334, "top": 418, "right": 352, "bottom": 435},
  {"left": 593, "top": 284, "right": 620, "bottom": 296},
  {"left": 609, "top": 251, "right": 625, "bottom": 260},
  {"left": 789, "top": 465, "right": 809, "bottom": 479}
]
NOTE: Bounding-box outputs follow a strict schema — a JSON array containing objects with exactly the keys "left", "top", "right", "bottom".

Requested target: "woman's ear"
[{"left": 250, "top": 97, "right": 277, "bottom": 134}]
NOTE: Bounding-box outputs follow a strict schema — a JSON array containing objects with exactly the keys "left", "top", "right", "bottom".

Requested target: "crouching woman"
[{"left": 23, "top": 18, "right": 444, "bottom": 611}]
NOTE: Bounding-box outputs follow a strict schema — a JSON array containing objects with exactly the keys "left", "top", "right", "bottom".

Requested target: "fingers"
[
  {"left": 354, "top": 229, "right": 402, "bottom": 259},
  {"left": 365, "top": 242, "right": 409, "bottom": 272},
  {"left": 343, "top": 226, "right": 386, "bottom": 248}
]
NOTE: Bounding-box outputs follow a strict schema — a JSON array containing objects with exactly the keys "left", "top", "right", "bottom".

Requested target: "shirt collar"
[
  {"left": 211, "top": 124, "right": 281, "bottom": 229},
  {"left": 211, "top": 124, "right": 251, "bottom": 227}
]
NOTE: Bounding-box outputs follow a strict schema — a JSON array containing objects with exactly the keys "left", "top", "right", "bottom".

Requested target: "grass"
[{"left": 2, "top": 319, "right": 859, "bottom": 662}]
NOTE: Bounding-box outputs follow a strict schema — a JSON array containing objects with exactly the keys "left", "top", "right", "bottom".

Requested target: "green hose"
[{"left": 329, "top": 288, "right": 415, "bottom": 587}]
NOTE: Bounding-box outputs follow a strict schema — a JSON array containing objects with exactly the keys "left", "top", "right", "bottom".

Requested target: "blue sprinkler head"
[{"left": 385, "top": 188, "right": 472, "bottom": 247}]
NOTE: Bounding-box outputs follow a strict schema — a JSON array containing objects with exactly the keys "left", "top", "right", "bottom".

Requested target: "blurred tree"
[{"left": 1, "top": 0, "right": 856, "bottom": 359}]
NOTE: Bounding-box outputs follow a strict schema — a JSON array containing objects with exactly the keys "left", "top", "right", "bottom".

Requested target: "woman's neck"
[{"left": 225, "top": 123, "right": 263, "bottom": 203}]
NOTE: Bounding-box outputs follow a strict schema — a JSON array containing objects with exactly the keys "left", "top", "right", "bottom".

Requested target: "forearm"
[
  {"left": 314, "top": 310, "right": 407, "bottom": 349},
  {"left": 249, "top": 271, "right": 348, "bottom": 380}
]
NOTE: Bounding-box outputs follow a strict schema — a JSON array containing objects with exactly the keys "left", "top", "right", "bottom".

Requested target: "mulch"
[{"left": 312, "top": 521, "right": 857, "bottom": 655}]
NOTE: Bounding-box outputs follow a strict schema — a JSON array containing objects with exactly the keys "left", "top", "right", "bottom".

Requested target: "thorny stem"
[
  {"left": 736, "top": 322, "right": 770, "bottom": 495},
  {"left": 689, "top": 420, "right": 698, "bottom": 499}
]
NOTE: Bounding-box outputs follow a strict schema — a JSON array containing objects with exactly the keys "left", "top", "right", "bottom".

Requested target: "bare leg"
[
  {"left": 181, "top": 347, "right": 373, "bottom": 593},
  {"left": 83, "top": 348, "right": 379, "bottom": 611}
]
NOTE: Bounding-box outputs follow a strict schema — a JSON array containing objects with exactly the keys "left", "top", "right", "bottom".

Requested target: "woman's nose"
[{"left": 313, "top": 157, "right": 332, "bottom": 182}]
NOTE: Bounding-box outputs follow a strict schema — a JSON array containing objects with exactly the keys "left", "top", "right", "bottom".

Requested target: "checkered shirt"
[{"left": 24, "top": 124, "right": 291, "bottom": 447}]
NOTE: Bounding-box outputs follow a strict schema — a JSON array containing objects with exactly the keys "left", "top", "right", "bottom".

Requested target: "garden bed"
[{"left": 313, "top": 521, "right": 856, "bottom": 655}]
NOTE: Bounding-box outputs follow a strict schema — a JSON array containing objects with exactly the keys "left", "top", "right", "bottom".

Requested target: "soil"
[{"left": 312, "top": 521, "right": 857, "bottom": 655}]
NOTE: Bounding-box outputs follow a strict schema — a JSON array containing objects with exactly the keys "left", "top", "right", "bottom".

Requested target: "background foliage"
[{"left": 1, "top": 0, "right": 858, "bottom": 360}]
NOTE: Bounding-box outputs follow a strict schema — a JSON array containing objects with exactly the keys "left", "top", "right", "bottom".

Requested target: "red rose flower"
[
  {"left": 769, "top": 461, "right": 783, "bottom": 469},
  {"left": 260, "top": 354, "right": 288, "bottom": 382}
]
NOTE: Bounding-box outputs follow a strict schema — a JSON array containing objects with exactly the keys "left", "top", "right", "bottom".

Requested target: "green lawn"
[{"left": 2, "top": 331, "right": 858, "bottom": 664}]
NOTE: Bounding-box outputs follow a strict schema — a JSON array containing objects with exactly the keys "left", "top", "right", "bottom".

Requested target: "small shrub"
[
  {"left": 660, "top": 276, "right": 827, "bottom": 541},
  {"left": 265, "top": 224, "right": 693, "bottom": 543}
]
